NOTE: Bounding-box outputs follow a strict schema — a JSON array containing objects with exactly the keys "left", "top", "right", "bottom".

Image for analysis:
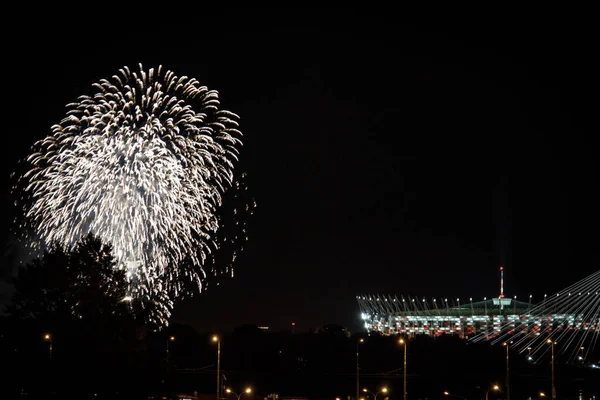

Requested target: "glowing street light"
[
  {"left": 578, "top": 346, "right": 585, "bottom": 362},
  {"left": 363, "top": 387, "right": 388, "bottom": 400},
  {"left": 225, "top": 387, "right": 252, "bottom": 400},
  {"left": 166, "top": 335, "right": 175, "bottom": 354},
  {"left": 399, "top": 337, "right": 407, "bottom": 400},
  {"left": 443, "top": 391, "right": 467, "bottom": 400},
  {"left": 43, "top": 333, "right": 52, "bottom": 359},
  {"left": 485, "top": 385, "right": 500, "bottom": 400},
  {"left": 213, "top": 335, "right": 221, "bottom": 399}
]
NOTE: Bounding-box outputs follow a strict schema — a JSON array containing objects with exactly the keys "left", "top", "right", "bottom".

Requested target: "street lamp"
[
  {"left": 539, "top": 392, "right": 546, "bottom": 398},
  {"left": 485, "top": 385, "right": 500, "bottom": 400},
  {"left": 167, "top": 335, "right": 175, "bottom": 355},
  {"left": 503, "top": 341, "right": 512, "bottom": 400},
  {"left": 225, "top": 387, "right": 252, "bottom": 400},
  {"left": 363, "top": 387, "right": 388, "bottom": 400},
  {"left": 399, "top": 337, "right": 407, "bottom": 400},
  {"left": 43, "top": 333, "right": 52, "bottom": 359},
  {"left": 443, "top": 391, "right": 467, "bottom": 400},
  {"left": 578, "top": 346, "right": 585, "bottom": 362},
  {"left": 546, "top": 339, "right": 556, "bottom": 400},
  {"left": 356, "top": 337, "right": 364, "bottom": 400},
  {"left": 213, "top": 335, "right": 221, "bottom": 399}
]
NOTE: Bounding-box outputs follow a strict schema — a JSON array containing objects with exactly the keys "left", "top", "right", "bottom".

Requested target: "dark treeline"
[
  {"left": 1, "top": 320, "right": 598, "bottom": 399},
  {"left": 1, "top": 236, "right": 598, "bottom": 399}
]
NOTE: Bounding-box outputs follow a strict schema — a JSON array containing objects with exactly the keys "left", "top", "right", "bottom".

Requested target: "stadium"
[
  {"left": 357, "top": 293, "right": 534, "bottom": 339},
  {"left": 357, "top": 267, "right": 600, "bottom": 362}
]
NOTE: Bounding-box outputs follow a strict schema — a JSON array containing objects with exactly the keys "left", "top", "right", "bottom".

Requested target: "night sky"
[{"left": 1, "top": 9, "right": 597, "bottom": 334}]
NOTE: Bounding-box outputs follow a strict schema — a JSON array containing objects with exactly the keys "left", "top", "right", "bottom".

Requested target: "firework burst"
[{"left": 14, "top": 64, "right": 246, "bottom": 322}]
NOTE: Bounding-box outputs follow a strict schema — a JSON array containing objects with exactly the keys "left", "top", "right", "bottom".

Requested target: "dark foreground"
[{"left": 2, "top": 323, "right": 599, "bottom": 399}]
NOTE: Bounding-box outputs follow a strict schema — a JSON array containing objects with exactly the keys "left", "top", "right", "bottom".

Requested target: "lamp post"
[
  {"left": 443, "top": 391, "right": 467, "bottom": 400},
  {"left": 167, "top": 335, "right": 175, "bottom": 355},
  {"left": 43, "top": 333, "right": 52, "bottom": 359},
  {"left": 356, "top": 337, "right": 364, "bottom": 400},
  {"left": 363, "top": 387, "right": 388, "bottom": 400},
  {"left": 164, "top": 335, "right": 176, "bottom": 388},
  {"left": 546, "top": 339, "right": 556, "bottom": 400},
  {"left": 399, "top": 337, "right": 407, "bottom": 400},
  {"left": 485, "top": 385, "right": 500, "bottom": 400},
  {"left": 213, "top": 335, "right": 221, "bottom": 399},
  {"left": 225, "top": 387, "right": 252, "bottom": 400},
  {"left": 503, "top": 341, "right": 512, "bottom": 400}
]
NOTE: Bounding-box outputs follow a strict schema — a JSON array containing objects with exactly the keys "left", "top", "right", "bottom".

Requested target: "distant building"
[{"left": 317, "top": 324, "right": 351, "bottom": 337}]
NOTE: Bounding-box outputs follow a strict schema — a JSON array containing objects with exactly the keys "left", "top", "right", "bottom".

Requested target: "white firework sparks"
[{"left": 15, "top": 64, "right": 243, "bottom": 315}]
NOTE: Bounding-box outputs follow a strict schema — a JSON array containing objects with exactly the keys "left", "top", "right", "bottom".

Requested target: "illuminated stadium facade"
[
  {"left": 356, "top": 267, "right": 600, "bottom": 362},
  {"left": 357, "top": 294, "right": 537, "bottom": 339}
]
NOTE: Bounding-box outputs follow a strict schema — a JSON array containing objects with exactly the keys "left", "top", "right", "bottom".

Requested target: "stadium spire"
[{"left": 499, "top": 265, "right": 505, "bottom": 299}]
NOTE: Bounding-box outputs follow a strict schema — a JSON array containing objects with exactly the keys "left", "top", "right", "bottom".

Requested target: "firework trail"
[
  {"left": 13, "top": 64, "right": 248, "bottom": 324},
  {"left": 203, "top": 170, "right": 256, "bottom": 287}
]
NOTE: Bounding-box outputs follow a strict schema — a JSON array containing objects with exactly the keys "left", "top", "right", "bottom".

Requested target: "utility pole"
[
  {"left": 213, "top": 335, "right": 221, "bottom": 399},
  {"left": 504, "top": 341, "right": 512, "bottom": 400},
  {"left": 399, "top": 337, "right": 407, "bottom": 400},
  {"left": 356, "top": 338, "right": 363, "bottom": 400}
]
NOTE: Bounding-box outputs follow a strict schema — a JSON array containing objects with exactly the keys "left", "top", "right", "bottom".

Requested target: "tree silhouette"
[
  {"left": 3, "top": 234, "right": 160, "bottom": 397},
  {"left": 5, "top": 233, "right": 129, "bottom": 322}
]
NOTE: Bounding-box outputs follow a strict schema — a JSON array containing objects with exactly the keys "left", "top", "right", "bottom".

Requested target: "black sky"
[{"left": 2, "top": 8, "right": 598, "bottom": 333}]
